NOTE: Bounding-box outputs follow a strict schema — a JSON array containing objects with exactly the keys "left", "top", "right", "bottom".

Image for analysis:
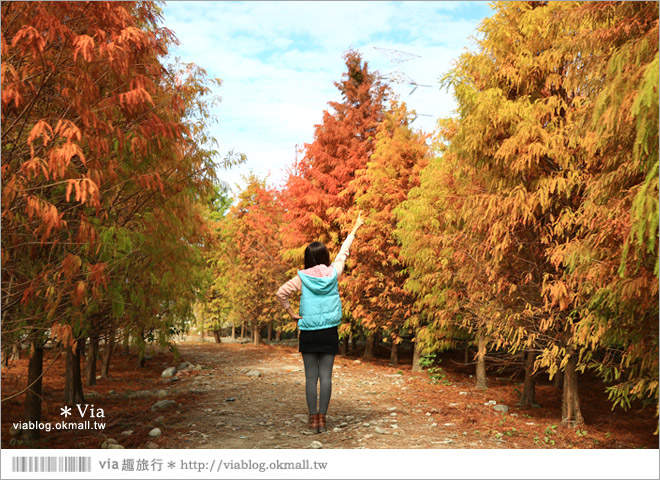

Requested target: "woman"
[{"left": 276, "top": 212, "right": 364, "bottom": 433}]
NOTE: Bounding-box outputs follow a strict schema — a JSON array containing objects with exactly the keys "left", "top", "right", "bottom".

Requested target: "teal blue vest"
[{"left": 298, "top": 267, "right": 342, "bottom": 331}]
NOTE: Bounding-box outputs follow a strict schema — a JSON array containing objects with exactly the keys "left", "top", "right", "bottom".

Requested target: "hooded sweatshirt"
[{"left": 276, "top": 234, "right": 355, "bottom": 331}]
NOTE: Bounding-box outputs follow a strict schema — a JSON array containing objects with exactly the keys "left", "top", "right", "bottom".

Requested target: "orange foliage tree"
[
  {"left": 1, "top": 1, "right": 220, "bottom": 440},
  {"left": 397, "top": 1, "right": 658, "bottom": 426},
  {"left": 345, "top": 102, "right": 429, "bottom": 362},
  {"left": 436, "top": 1, "right": 598, "bottom": 418},
  {"left": 547, "top": 1, "right": 659, "bottom": 416}
]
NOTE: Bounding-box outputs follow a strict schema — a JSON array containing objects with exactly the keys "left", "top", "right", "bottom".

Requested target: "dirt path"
[
  {"left": 154, "top": 338, "right": 522, "bottom": 449},
  {"left": 2, "top": 336, "right": 655, "bottom": 449},
  {"left": 150, "top": 338, "right": 657, "bottom": 450}
]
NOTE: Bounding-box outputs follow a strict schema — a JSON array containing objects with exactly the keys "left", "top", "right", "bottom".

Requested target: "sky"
[{"left": 161, "top": 1, "right": 495, "bottom": 194}]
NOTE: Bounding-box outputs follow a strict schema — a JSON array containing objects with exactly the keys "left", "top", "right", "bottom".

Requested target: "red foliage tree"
[{"left": 280, "top": 50, "right": 389, "bottom": 257}]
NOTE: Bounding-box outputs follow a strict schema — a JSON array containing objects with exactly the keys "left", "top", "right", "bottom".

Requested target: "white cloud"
[{"left": 161, "top": 1, "right": 494, "bottom": 192}]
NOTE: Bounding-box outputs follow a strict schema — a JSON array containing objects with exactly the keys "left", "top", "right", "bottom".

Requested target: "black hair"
[{"left": 304, "top": 241, "right": 331, "bottom": 269}]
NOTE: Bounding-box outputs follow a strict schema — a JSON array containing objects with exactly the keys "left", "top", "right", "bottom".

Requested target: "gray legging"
[{"left": 301, "top": 353, "right": 335, "bottom": 415}]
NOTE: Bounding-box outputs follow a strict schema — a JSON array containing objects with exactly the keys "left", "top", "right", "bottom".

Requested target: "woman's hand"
[
  {"left": 286, "top": 306, "right": 302, "bottom": 320},
  {"left": 351, "top": 211, "right": 365, "bottom": 235}
]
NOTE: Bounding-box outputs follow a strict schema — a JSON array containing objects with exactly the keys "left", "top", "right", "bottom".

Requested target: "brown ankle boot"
[
  {"left": 318, "top": 414, "right": 327, "bottom": 433},
  {"left": 308, "top": 414, "right": 319, "bottom": 433}
]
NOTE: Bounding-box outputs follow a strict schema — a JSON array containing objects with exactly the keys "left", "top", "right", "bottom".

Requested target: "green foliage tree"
[{"left": 208, "top": 175, "right": 286, "bottom": 345}]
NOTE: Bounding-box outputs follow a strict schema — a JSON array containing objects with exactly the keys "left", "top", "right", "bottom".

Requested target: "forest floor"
[{"left": 1, "top": 336, "right": 658, "bottom": 449}]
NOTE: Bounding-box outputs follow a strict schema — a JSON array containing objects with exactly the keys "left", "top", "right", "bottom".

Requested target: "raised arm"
[{"left": 332, "top": 211, "right": 365, "bottom": 277}]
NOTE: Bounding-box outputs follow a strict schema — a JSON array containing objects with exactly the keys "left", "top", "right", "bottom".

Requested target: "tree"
[
  {"left": 395, "top": 118, "right": 490, "bottom": 379},
  {"left": 346, "top": 102, "right": 429, "bottom": 363},
  {"left": 548, "top": 1, "right": 659, "bottom": 416},
  {"left": 398, "top": 1, "right": 658, "bottom": 427},
  {"left": 211, "top": 175, "right": 286, "bottom": 346},
  {"left": 281, "top": 49, "right": 389, "bottom": 254},
  {"left": 279, "top": 50, "right": 389, "bottom": 350},
  {"left": 1, "top": 1, "right": 219, "bottom": 439},
  {"left": 201, "top": 183, "right": 240, "bottom": 341},
  {"left": 438, "top": 1, "right": 597, "bottom": 416}
]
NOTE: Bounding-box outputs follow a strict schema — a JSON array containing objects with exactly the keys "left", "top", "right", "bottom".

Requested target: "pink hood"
[{"left": 299, "top": 264, "right": 335, "bottom": 278}]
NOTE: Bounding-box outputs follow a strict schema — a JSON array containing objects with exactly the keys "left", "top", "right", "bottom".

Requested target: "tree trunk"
[
  {"left": 11, "top": 344, "right": 20, "bottom": 361},
  {"left": 476, "top": 335, "right": 487, "bottom": 389},
  {"left": 267, "top": 321, "right": 273, "bottom": 341},
  {"left": 411, "top": 330, "right": 422, "bottom": 373},
  {"left": 138, "top": 349, "right": 146, "bottom": 367},
  {"left": 213, "top": 330, "right": 222, "bottom": 343},
  {"left": 21, "top": 341, "right": 43, "bottom": 441},
  {"left": 520, "top": 349, "right": 537, "bottom": 406},
  {"left": 123, "top": 330, "right": 129, "bottom": 356},
  {"left": 464, "top": 340, "right": 470, "bottom": 364},
  {"left": 64, "top": 343, "right": 85, "bottom": 405},
  {"left": 231, "top": 323, "right": 236, "bottom": 339},
  {"left": 363, "top": 332, "right": 374, "bottom": 360},
  {"left": 275, "top": 329, "right": 282, "bottom": 341},
  {"left": 253, "top": 320, "right": 261, "bottom": 346},
  {"left": 561, "top": 348, "right": 584, "bottom": 427},
  {"left": 240, "top": 321, "right": 245, "bottom": 338},
  {"left": 340, "top": 336, "right": 348, "bottom": 355},
  {"left": 553, "top": 369, "right": 564, "bottom": 389},
  {"left": 1, "top": 349, "right": 9, "bottom": 367},
  {"left": 79, "top": 335, "right": 87, "bottom": 377},
  {"left": 390, "top": 340, "right": 399, "bottom": 366},
  {"left": 137, "top": 330, "right": 146, "bottom": 367},
  {"left": 350, "top": 331, "right": 357, "bottom": 351},
  {"left": 85, "top": 333, "right": 99, "bottom": 387},
  {"left": 101, "top": 329, "right": 114, "bottom": 379}
]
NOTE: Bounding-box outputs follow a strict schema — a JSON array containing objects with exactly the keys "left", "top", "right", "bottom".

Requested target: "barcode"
[{"left": 11, "top": 456, "right": 91, "bottom": 473}]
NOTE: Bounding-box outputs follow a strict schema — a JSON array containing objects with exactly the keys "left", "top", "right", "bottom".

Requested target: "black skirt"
[{"left": 299, "top": 326, "right": 339, "bottom": 354}]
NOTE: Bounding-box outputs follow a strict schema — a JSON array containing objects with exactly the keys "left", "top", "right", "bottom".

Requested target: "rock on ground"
[
  {"left": 178, "top": 361, "right": 193, "bottom": 370},
  {"left": 101, "top": 438, "right": 119, "bottom": 448},
  {"left": 151, "top": 399, "right": 177, "bottom": 411},
  {"left": 161, "top": 367, "right": 177, "bottom": 378}
]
